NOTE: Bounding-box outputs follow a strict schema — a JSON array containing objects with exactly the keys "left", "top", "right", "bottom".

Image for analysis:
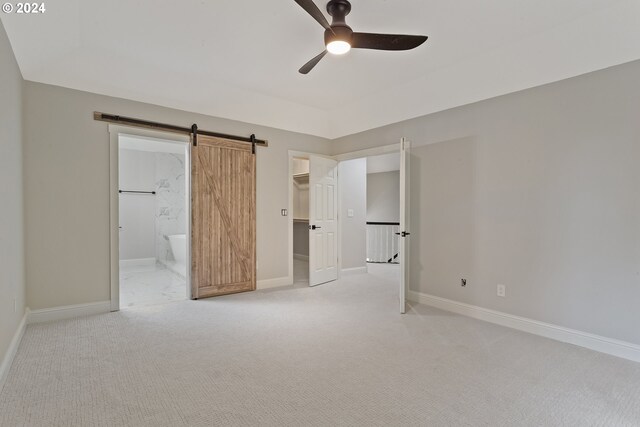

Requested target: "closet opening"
[{"left": 292, "top": 156, "right": 310, "bottom": 287}]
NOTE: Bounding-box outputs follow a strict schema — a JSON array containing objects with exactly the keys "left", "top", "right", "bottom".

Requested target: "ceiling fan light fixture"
[
  {"left": 295, "top": 0, "right": 428, "bottom": 74},
  {"left": 327, "top": 40, "right": 351, "bottom": 55}
]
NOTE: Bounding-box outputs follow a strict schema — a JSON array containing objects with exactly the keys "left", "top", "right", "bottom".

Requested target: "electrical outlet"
[
  {"left": 347, "top": 209, "right": 354, "bottom": 218},
  {"left": 497, "top": 284, "right": 506, "bottom": 297}
]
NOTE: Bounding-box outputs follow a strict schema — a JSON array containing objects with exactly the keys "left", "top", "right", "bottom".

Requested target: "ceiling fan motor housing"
[
  {"left": 327, "top": 0, "right": 351, "bottom": 24},
  {"left": 325, "top": 0, "right": 353, "bottom": 46},
  {"left": 325, "top": 25, "right": 353, "bottom": 46}
]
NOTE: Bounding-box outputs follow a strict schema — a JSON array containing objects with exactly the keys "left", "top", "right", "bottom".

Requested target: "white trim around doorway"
[
  {"left": 108, "top": 125, "right": 191, "bottom": 311},
  {"left": 333, "top": 143, "right": 400, "bottom": 162},
  {"left": 287, "top": 150, "right": 336, "bottom": 287}
]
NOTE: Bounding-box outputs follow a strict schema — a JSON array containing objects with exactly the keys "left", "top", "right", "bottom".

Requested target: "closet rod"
[{"left": 93, "top": 112, "right": 268, "bottom": 147}]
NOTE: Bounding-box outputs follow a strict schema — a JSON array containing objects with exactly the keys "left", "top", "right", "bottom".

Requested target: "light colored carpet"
[
  {"left": 2, "top": 267, "right": 640, "bottom": 426},
  {"left": 293, "top": 258, "right": 309, "bottom": 287}
]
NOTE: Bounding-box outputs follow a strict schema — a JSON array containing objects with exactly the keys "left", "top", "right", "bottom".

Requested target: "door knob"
[
  {"left": 309, "top": 225, "right": 322, "bottom": 230},
  {"left": 395, "top": 231, "right": 410, "bottom": 237}
]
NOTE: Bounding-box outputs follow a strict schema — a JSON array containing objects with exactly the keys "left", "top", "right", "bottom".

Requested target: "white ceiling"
[
  {"left": 367, "top": 153, "right": 400, "bottom": 174},
  {"left": 3, "top": 0, "right": 640, "bottom": 139}
]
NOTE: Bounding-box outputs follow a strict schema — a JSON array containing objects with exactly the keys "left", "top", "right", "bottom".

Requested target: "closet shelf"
[
  {"left": 293, "top": 173, "right": 309, "bottom": 182},
  {"left": 293, "top": 218, "right": 309, "bottom": 223}
]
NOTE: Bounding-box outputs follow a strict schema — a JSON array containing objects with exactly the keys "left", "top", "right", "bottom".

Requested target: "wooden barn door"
[{"left": 191, "top": 135, "right": 256, "bottom": 299}]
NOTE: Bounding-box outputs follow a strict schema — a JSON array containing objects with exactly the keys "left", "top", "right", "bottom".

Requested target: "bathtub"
[{"left": 168, "top": 234, "right": 187, "bottom": 265}]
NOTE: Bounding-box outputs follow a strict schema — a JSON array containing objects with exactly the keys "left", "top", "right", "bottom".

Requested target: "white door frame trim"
[
  {"left": 287, "top": 145, "right": 401, "bottom": 286},
  {"left": 331, "top": 140, "right": 405, "bottom": 296},
  {"left": 109, "top": 124, "right": 191, "bottom": 311},
  {"left": 332, "top": 143, "right": 401, "bottom": 162}
]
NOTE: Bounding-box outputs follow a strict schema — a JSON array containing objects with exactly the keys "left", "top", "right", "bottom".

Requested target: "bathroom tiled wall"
[{"left": 155, "top": 153, "right": 186, "bottom": 266}]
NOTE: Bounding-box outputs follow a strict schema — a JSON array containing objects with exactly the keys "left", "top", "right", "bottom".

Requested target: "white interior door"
[
  {"left": 399, "top": 138, "right": 411, "bottom": 313},
  {"left": 309, "top": 155, "right": 338, "bottom": 286}
]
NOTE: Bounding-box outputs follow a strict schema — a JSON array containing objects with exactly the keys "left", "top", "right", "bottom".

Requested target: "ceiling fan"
[{"left": 294, "top": 0, "right": 428, "bottom": 74}]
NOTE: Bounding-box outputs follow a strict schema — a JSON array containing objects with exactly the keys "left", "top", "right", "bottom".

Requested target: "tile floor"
[{"left": 120, "top": 263, "right": 186, "bottom": 308}]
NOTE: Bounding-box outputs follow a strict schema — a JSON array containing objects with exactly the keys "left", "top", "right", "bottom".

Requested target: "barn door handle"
[{"left": 309, "top": 225, "right": 322, "bottom": 230}]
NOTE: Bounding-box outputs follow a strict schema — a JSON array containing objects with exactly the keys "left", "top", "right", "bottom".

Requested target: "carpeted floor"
[
  {"left": 1, "top": 267, "right": 640, "bottom": 426},
  {"left": 293, "top": 258, "right": 310, "bottom": 287}
]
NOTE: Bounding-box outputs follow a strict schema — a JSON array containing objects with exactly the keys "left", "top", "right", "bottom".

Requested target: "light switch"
[
  {"left": 347, "top": 209, "right": 354, "bottom": 218},
  {"left": 281, "top": 209, "right": 288, "bottom": 216}
]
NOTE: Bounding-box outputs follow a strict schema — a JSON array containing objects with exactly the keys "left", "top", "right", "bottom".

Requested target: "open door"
[
  {"left": 191, "top": 135, "right": 256, "bottom": 299},
  {"left": 308, "top": 155, "right": 338, "bottom": 286},
  {"left": 399, "top": 138, "right": 411, "bottom": 313}
]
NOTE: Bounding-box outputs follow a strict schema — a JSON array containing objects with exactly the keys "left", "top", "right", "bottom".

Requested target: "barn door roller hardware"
[
  {"left": 93, "top": 112, "right": 268, "bottom": 148},
  {"left": 192, "top": 124, "right": 198, "bottom": 147}
]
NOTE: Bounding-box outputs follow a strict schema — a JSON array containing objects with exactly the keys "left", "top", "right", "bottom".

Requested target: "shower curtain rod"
[{"left": 93, "top": 112, "right": 268, "bottom": 147}]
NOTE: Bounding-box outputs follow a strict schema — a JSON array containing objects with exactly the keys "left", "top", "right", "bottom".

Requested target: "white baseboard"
[
  {"left": 257, "top": 276, "right": 292, "bottom": 290},
  {"left": 341, "top": 266, "right": 368, "bottom": 276},
  {"left": 0, "top": 310, "right": 28, "bottom": 393},
  {"left": 293, "top": 254, "right": 309, "bottom": 261},
  {"left": 119, "top": 258, "right": 156, "bottom": 269},
  {"left": 408, "top": 291, "right": 640, "bottom": 363},
  {"left": 28, "top": 301, "right": 112, "bottom": 324}
]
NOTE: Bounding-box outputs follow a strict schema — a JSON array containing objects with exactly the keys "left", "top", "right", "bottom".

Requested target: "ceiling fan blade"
[
  {"left": 299, "top": 50, "right": 328, "bottom": 74},
  {"left": 294, "top": 0, "right": 332, "bottom": 31},
  {"left": 352, "top": 33, "right": 428, "bottom": 51}
]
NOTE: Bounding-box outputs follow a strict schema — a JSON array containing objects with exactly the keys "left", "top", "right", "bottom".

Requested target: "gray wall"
[
  {"left": 367, "top": 171, "right": 400, "bottom": 223},
  {"left": 0, "top": 21, "right": 26, "bottom": 370},
  {"left": 339, "top": 158, "right": 367, "bottom": 271},
  {"left": 332, "top": 60, "right": 640, "bottom": 345},
  {"left": 23, "top": 82, "right": 331, "bottom": 311}
]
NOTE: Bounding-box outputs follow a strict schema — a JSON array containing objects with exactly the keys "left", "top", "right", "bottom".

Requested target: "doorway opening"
[
  {"left": 289, "top": 152, "right": 339, "bottom": 288},
  {"left": 287, "top": 140, "right": 409, "bottom": 313},
  {"left": 117, "top": 133, "right": 190, "bottom": 309},
  {"left": 333, "top": 139, "right": 410, "bottom": 313},
  {"left": 292, "top": 157, "right": 310, "bottom": 287},
  {"left": 365, "top": 152, "right": 401, "bottom": 283}
]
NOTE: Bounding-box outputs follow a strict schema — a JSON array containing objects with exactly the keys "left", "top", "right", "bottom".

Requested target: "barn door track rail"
[{"left": 94, "top": 112, "right": 268, "bottom": 150}]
